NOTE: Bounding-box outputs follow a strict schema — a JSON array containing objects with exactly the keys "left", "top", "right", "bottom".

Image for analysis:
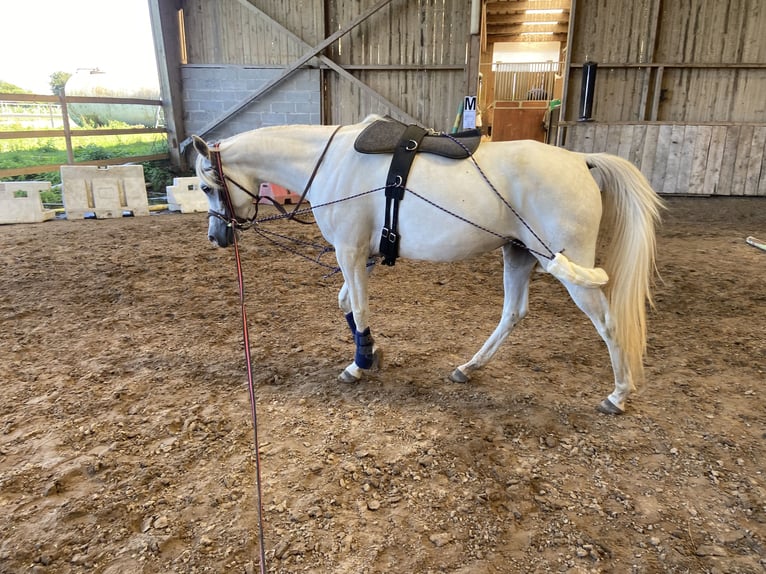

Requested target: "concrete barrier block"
[
  {"left": 166, "top": 176, "right": 207, "bottom": 213},
  {"left": 0, "top": 182, "right": 56, "bottom": 224},
  {"left": 61, "top": 165, "right": 149, "bottom": 219}
]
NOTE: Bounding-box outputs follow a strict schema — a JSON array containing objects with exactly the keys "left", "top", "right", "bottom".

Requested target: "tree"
[
  {"left": 0, "top": 80, "right": 27, "bottom": 94},
  {"left": 49, "top": 71, "right": 72, "bottom": 95}
]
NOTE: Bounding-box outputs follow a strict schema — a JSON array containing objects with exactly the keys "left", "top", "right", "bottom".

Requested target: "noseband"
[{"left": 205, "top": 147, "right": 261, "bottom": 231}]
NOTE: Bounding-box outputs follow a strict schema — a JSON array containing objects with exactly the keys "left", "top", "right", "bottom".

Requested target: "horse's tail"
[{"left": 585, "top": 153, "right": 664, "bottom": 382}]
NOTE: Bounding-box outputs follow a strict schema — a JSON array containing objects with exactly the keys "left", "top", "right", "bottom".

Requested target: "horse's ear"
[{"left": 192, "top": 135, "right": 210, "bottom": 159}]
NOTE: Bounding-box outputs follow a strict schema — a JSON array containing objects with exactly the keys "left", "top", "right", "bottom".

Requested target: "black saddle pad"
[{"left": 354, "top": 117, "right": 481, "bottom": 159}]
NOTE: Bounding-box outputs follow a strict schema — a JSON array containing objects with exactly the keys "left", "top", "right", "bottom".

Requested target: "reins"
[
  {"left": 204, "top": 127, "right": 342, "bottom": 573},
  {"left": 214, "top": 158, "right": 268, "bottom": 574}
]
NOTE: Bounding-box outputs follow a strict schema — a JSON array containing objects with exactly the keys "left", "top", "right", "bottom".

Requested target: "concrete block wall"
[{"left": 182, "top": 66, "right": 321, "bottom": 144}]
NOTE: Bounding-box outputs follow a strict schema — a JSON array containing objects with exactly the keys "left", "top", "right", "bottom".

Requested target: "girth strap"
[{"left": 380, "top": 124, "right": 428, "bottom": 266}]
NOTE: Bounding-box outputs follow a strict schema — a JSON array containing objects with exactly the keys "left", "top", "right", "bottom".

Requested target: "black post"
[{"left": 578, "top": 61, "right": 598, "bottom": 121}]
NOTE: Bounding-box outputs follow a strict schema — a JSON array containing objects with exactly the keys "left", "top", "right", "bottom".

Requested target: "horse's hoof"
[
  {"left": 449, "top": 368, "right": 469, "bottom": 384},
  {"left": 338, "top": 369, "right": 360, "bottom": 384},
  {"left": 596, "top": 398, "right": 624, "bottom": 415}
]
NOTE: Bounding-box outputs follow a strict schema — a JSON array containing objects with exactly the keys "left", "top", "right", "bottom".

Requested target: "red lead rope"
[
  {"left": 213, "top": 146, "right": 268, "bottom": 573},
  {"left": 231, "top": 231, "right": 269, "bottom": 573}
]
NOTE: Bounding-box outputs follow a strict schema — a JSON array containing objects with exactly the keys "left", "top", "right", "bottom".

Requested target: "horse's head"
[{"left": 192, "top": 135, "right": 258, "bottom": 248}]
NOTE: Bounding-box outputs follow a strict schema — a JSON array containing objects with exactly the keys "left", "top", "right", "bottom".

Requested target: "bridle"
[
  {"left": 204, "top": 125, "right": 343, "bottom": 231},
  {"left": 204, "top": 148, "right": 261, "bottom": 231}
]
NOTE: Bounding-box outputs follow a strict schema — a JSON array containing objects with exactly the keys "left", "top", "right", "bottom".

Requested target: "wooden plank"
[
  {"left": 639, "top": 124, "right": 660, "bottom": 184},
  {"left": 689, "top": 125, "right": 712, "bottom": 195},
  {"left": 731, "top": 125, "right": 753, "bottom": 195},
  {"left": 661, "top": 124, "right": 685, "bottom": 194},
  {"left": 651, "top": 124, "right": 671, "bottom": 192},
  {"left": 593, "top": 123, "right": 609, "bottom": 152},
  {"left": 703, "top": 125, "right": 727, "bottom": 195},
  {"left": 629, "top": 123, "right": 647, "bottom": 167},
  {"left": 617, "top": 124, "right": 634, "bottom": 160},
  {"left": 0, "top": 153, "right": 169, "bottom": 179},
  {"left": 0, "top": 127, "right": 165, "bottom": 140},
  {"left": 759, "top": 133, "right": 766, "bottom": 196},
  {"left": 745, "top": 126, "right": 766, "bottom": 195},
  {"left": 571, "top": 123, "right": 596, "bottom": 153},
  {"left": 717, "top": 126, "right": 741, "bottom": 195},
  {"left": 676, "top": 125, "right": 697, "bottom": 194},
  {"left": 606, "top": 123, "right": 622, "bottom": 155}
]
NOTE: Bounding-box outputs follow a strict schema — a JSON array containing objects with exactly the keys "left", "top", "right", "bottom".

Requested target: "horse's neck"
[{"left": 228, "top": 125, "right": 338, "bottom": 193}]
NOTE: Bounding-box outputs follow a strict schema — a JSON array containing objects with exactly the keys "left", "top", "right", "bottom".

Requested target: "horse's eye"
[{"left": 201, "top": 184, "right": 212, "bottom": 194}]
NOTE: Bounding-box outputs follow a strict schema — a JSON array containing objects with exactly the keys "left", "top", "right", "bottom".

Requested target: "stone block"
[
  {"left": 167, "top": 177, "right": 208, "bottom": 213},
  {"left": 0, "top": 181, "right": 55, "bottom": 224}
]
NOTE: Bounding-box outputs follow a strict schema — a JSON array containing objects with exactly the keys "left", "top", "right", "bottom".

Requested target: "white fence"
[{"left": 493, "top": 62, "right": 563, "bottom": 102}]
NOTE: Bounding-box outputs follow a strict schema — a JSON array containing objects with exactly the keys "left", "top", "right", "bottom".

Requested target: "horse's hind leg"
[
  {"left": 451, "top": 244, "right": 536, "bottom": 383},
  {"left": 562, "top": 283, "right": 633, "bottom": 414}
]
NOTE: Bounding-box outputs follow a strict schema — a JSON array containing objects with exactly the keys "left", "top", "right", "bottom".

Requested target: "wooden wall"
[
  {"left": 566, "top": 0, "right": 766, "bottom": 124},
  {"left": 564, "top": 123, "right": 766, "bottom": 196},
  {"left": 182, "top": 0, "right": 322, "bottom": 66},
  {"left": 323, "top": 0, "right": 469, "bottom": 128},
  {"left": 179, "top": 0, "right": 469, "bottom": 130},
  {"left": 561, "top": 0, "right": 766, "bottom": 196}
]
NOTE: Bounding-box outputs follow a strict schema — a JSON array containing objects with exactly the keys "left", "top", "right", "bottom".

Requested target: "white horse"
[{"left": 192, "top": 116, "right": 663, "bottom": 414}]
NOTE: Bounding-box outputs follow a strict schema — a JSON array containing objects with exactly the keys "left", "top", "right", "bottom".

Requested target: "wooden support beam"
[{"left": 233, "top": 0, "right": 420, "bottom": 124}]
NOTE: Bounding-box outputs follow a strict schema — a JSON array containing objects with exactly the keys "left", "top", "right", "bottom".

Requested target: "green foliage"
[
  {"left": 143, "top": 161, "right": 174, "bottom": 195},
  {"left": 76, "top": 143, "right": 113, "bottom": 161},
  {"left": 39, "top": 188, "right": 62, "bottom": 205},
  {"left": 0, "top": 130, "right": 175, "bottom": 206},
  {"left": 0, "top": 80, "right": 28, "bottom": 94},
  {"left": 49, "top": 71, "right": 71, "bottom": 95}
]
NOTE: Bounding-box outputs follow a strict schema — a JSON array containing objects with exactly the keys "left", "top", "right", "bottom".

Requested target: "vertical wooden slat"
[
  {"left": 703, "top": 125, "right": 727, "bottom": 195},
  {"left": 593, "top": 124, "right": 609, "bottom": 152},
  {"left": 718, "top": 126, "right": 741, "bottom": 195},
  {"left": 630, "top": 124, "right": 647, "bottom": 168},
  {"left": 606, "top": 123, "right": 622, "bottom": 155},
  {"left": 731, "top": 125, "right": 753, "bottom": 195},
  {"left": 745, "top": 126, "right": 766, "bottom": 196},
  {"left": 640, "top": 124, "right": 660, "bottom": 185},
  {"left": 661, "top": 124, "right": 685, "bottom": 194},
  {"left": 676, "top": 125, "right": 697, "bottom": 194},
  {"left": 651, "top": 124, "right": 671, "bottom": 192},
  {"left": 617, "top": 124, "right": 634, "bottom": 160},
  {"left": 689, "top": 125, "right": 712, "bottom": 195}
]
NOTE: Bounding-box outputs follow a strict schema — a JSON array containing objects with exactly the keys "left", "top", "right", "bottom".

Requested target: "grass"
[
  {"left": 0, "top": 133, "right": 168, "bottom": 171},
  {"left": 0, "top": 132, "right": 185, "bottom": 207}
]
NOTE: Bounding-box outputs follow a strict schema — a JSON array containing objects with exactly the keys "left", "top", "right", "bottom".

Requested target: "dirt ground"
[{"left": 0, "top": 196, "right": 764, "bottom": 574}]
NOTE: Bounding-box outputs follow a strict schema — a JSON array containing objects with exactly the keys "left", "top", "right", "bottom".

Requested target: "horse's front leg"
[{"left": 335, "top": 250, "right": 381, "bottom": 383}]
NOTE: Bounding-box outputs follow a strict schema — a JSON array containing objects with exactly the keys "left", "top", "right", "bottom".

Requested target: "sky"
[{"left": 1, "top": 0, "right": 159, "bottom": 94}]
